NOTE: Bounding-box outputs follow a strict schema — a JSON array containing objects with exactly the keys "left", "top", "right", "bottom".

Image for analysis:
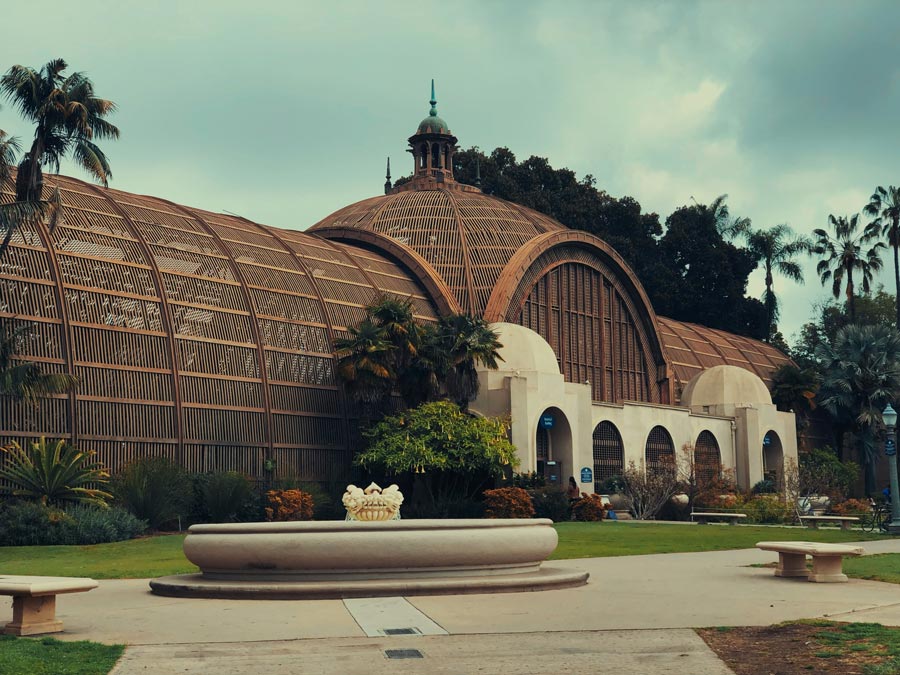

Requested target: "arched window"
[
  {"left": 644, "top": 426, "right": 675, "bottom": 476},
  {"left": 694, "top": 430, "right": 721, "bottom": 484},
  {"left": 592, "top": 421, "right": 624, "bottom": 492}
]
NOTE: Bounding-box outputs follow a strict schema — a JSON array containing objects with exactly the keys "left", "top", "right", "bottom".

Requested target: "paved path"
[{"left": 47, "top": 537, "right": 900, "bottom": 674}]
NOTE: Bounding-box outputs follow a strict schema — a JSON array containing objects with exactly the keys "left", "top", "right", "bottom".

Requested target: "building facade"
[{"left": 0, "top": 90, "right": 797, "bottom": 489}]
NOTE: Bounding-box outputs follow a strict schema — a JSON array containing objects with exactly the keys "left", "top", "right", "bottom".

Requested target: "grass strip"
[{"left": 0, "top": 635, "right": 123, "bottom": 675}]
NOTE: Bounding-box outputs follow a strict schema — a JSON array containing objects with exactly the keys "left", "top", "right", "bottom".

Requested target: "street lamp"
[{"left": 881, "top": 404, "right": 900, "bottom": 534}]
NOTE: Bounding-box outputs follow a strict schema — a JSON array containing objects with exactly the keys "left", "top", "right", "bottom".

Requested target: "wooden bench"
[
  {"left": 756, "top": 541, "right": 864, "bottom": 583},
  {"left": 1, "top": 576, "right": 98, "bottom": 635},
  {"left": 691, "top": 511, "right": 748, "bottom": 525},
  {"left": 799, "top": 515, "right": 860, "bottom": 530}
]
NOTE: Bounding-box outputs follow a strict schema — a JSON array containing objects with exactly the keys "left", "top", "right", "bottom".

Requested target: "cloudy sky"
[{"left": 2, "top": 0, "right": 898, "bottom": 343}]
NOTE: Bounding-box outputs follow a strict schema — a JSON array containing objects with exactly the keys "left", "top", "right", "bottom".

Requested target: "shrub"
[
  {"left": 831, "top": 498, "right": 872, "bottom": 516},
  {"left": 622, "top": 460, "right": 679, "bottom": 520},
  {"left": 195, "top": 472, "right": 254, "bottom": 523},
  {"left": 0, "top": 438, "right": 111, "bottom": 507},
  {"left": 744, "top": 495, "right": 793, "bottom": 524},
  {"left": 56, "top": 505, "right": 146, "bottom": 544},
  {"left": 527, "top": 487, "right": 571, "bottom": 521},
  {"left": 275, "top": 478, "right": 343, "bottom": 520},
  {"left": 112, "top": 457, "right": 193, "bottom": 529},
  {"left": 571, "top": 494, "right": 606, "bottom": 522},
  {"left": 512, "top": 472, "right": 545, "bottom": 489},
  {"left": 752, "top": 479, "right": 777, "bottom": 494},
  {"left": 799, "top": 447, "right": 859, "bottom": 499},
  {"left": 264, "top": 489, "right": 314, "bottom": 521},
  {"left": 483, "top": 487, "right": 535, "bottom": 518},
  {"left": 0, "top": 501, "right": 145, "bottom": 546},
  {"left": 598, "top": 474, "right": 625, "bottom": 494},
  {"left": 0, "top": 501, "right": 69, "bottom": 545}
]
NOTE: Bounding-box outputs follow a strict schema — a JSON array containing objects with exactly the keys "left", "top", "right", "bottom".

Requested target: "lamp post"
[{"left": 882, "top": 404, "right": 900, "bottom": 534}]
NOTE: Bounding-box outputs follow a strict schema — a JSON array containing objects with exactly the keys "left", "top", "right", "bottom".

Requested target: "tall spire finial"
[
  {"left": 384, "top": 157, "right": 392, "bottom": 195},
  {"left": 429, "top": 79, "right": 437, "bottom": 117}
]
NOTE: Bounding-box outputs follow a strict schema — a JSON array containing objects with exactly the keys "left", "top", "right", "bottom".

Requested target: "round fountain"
[{"left": 150, "top": 484, "right": 588, "bottom": 599}]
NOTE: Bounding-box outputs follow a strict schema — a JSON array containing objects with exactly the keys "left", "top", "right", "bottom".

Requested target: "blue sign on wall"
[
  {"left": 887, "top": 439, "right": 896, "bottom": 457},
  {"left": 539, "top": 415, "right": 555, "bottom": 429},
  {"left": 581, "top": 467, "right": 593, "bottom": 483}
]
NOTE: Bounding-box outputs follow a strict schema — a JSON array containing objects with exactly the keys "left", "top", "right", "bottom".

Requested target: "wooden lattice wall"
[{"left": 0, "top": 175, "right": 439, "bottom": 481}]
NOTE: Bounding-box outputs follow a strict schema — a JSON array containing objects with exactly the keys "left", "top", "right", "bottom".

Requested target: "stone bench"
[
  {"left": 799, "top": 515, "right": 860, "bottom": 530},
  {"left": 0, "top": 576, "right": 98, "bottom": 635},
  {"left": 691, "top": 511, "right": 748, "bottom": 525},
  {"left": 756, "top": 541, "right": 864, "bottom": 583}
]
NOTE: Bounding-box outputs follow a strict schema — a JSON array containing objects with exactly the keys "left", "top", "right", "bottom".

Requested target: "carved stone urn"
[{"left": 342, "top": 482, "right": 404, "bottom": 521}]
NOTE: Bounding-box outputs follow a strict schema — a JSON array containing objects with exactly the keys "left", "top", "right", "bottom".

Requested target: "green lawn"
[
  {"left": 0, "top": 535, "right": 195, "bottom": 579},
  {"left": 843, "top": 553, "right": 900, "bottom": 584},
  {"left": 0, "top": 522, "right": 891, "bottom": 579},
  {"left": 0, "top": 635, "right": 123, "bottom": 675},
  {"left": 550, "top": 521, "right": 891, "bottom": 560}
]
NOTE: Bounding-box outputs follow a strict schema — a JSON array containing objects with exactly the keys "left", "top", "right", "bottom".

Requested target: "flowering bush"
[
  {"left": 264, "top": 489, "right": 314, "bottom": 521},
  {"left": 571, "top": 493, "right": 606, "bottom": 522},
  {"left": 831, "top": 498, "right": 872, "bottom": 516},
  {"left": 483, "top": 487, "right": 535, "bottom": 518},
  {"left": 744, "top": 494, "right": 793, "bottom": 524}
]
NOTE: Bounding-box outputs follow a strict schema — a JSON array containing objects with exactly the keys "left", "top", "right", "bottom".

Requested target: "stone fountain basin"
[{"left": 150, "top": 518, "right": 588, "bottom": 598}]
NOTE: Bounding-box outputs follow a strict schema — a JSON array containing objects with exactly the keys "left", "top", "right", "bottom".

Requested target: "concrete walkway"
[{"left": 45, "top": 538, "right": 900, "bottom": 674}]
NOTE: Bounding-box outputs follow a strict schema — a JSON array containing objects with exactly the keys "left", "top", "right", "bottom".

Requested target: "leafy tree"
[
  {"left": 0, "top": 437, "right": 111, "bottom": 507},
  {"left": 647, "top": 198, "right": 765, "bottom": 338},
  {"left": 864, "top": 185, "right": 900, "bottom": 329},
  {"left": 743, "top": 224, "right": 809, "bottom": 341},
  {"left": 437, "top": 313, "right": 503, "bottom": 410},
  {"left": 1, "top": 58, "right": 119, "bottom": 202},
  {"left": 356, "top": 400, "right": 518, "bottom": 509},
  {"left": 815, "top": 324, "right": 900, "bottom": 495},
  {"left": 770, "top": 363, "right": 819, "bottom": 435},
  {"left": 798, "top": 447, "right": 859, "bottom": 500},
  {"left": 1, "top": 319, "right": 76, "bottom": 403},
  {"left": 811, "top": 214, "right": 884, "bottom": 322}
]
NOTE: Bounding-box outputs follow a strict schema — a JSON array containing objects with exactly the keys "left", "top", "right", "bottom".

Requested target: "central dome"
[{"left": 308, "top": 186, "right": 564, "bottom": 315}]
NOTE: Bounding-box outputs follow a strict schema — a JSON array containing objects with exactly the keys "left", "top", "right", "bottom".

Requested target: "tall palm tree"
[
  {"left": 367, "top": 296, "right": 419, "bottom": 373},
  {"left": 1, "top": 320, "right": 76, "bottom": 404},
  {"left": 744, "top": 224, "right": 809, "bottom": 341},
  {"left": 706, "top": 194, "right": 751, "bottom": 240},
  {"left": 437, "top": 314, "right": 503, "bottom": 411},
  {"left": 864, "top": 186, "right": 900, "bottom": 329},
  {"left": 333, "top": 319, "right": 396, "bottom": 424},
  {"left": 811, "top": 214, "right": 884, "bottom": 322},
  {"left": 1, "top": 58, "right": 118, "bottom": 202},
  {"left": 816, "top": 324, "right": 900, "bottom": 496}
]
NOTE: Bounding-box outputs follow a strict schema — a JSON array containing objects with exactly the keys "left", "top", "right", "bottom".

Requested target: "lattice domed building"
[{"left": 0, "top": 87, "right": 796, "bottom": 490}]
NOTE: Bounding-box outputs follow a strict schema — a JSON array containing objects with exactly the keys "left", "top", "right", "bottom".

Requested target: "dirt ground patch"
[{"left": 697, "top": 622, "right": 900, "bottom": 675}]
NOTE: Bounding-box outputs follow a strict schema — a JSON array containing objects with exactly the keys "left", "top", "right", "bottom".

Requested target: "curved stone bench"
[
  {"left": 756, "top": 541, "right": 864, "bottom": 583},
  {"left": 1, "top": 576, "right": 98, "bottom": 635},
  {"left": 151, "top": 518, "right": 588, "bottom": 599}
]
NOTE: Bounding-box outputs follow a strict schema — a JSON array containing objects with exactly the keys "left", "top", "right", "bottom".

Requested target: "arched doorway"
[
  {"left": 694, "top": 430, "right": 721, "bottom": 484},
  {"left": 593, "top": 421, "right": 624, "bottom": 493},
  {"left": 535, "top": 407, "right": 571, "bottom": 488},
  {"left": 763, "top": 430, "right": 784, "bottom": 486},
  {"left": 645, "top": 425, "right": 675, "bottom": 476}
]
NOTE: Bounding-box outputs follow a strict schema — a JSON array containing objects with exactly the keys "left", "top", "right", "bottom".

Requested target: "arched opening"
[
  {"left": 535, "top": 407, "right": 571, "bottom": 489},
  {"left": 763, "top": 430, "right": 784, "bottom": 486},
  {"left": 420, "top": 144, "right": 427, "bottom": 170},
  {"left": 694, "top": 430, "right": 721, "bottom": 484},
  {"left": 645, "top": 425, "right": 675, "bottom": 476},
  {"left": 432, "top": 143, "right": 442, "bottom": 169},
  {"left": 593, "top": 421, "right": 624, "bottom": 493}
]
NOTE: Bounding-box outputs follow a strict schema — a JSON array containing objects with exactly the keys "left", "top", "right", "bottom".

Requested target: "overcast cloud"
[{"left": 2, "top": 0, "right": 898, "bottom": 343}]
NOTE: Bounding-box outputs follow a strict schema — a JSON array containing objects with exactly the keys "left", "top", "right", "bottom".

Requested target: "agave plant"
[{"left": 0, "top": 437, "right": 111, "bottom": 507}]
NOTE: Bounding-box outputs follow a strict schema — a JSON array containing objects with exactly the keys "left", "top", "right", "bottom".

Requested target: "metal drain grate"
[
  {"left": 380, "top": 627, "right": 421, "bottom": 636},
  {"left": 384, "top": 649, "right": 424, "bottom": 659}
]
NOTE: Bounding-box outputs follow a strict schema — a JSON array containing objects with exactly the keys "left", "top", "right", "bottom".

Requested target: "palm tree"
[
  {"left": 816, "top": 324, "right": 900, "bottom": 496},
  {"left": 333, "top": 319, "right": 396, "bottom": 424},
  {"left": 367, "top": 296, "right": 419, "bottom": 372},
  {"left": 744, "top": 224, "right": 809, "bottom": 341},
  {"left": 864, "top": 186, "right": 900, "bottom": 329},
  {"left": 1, "top": 320, "right": 76, "bottom": 404},
  {"left": 811, "top": 214, "right": 884, "bottom": 322},
  {"left": 1, "top": 58, "right": 118, "bottom": 202},
  {"left": 437, "top": 314, "right": 504, "bottom": 410},
  {"left": 707, "top": 194, "right": 751, "bottom": 240}
]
